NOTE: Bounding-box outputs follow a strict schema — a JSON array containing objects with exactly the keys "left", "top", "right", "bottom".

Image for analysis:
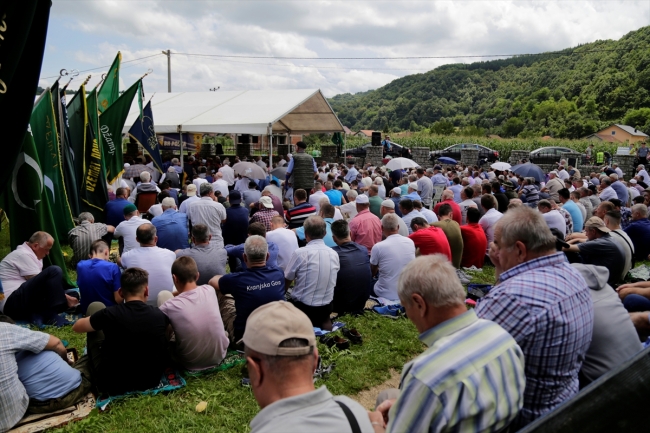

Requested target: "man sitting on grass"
[
  {"left": 158, "top": 257, "right": 229, "bottom": 371},
  {"left": 175, "top": 224, "right": 227, "bottom": 286},
  {"left": 245, "top": 301, "right": 373, "bottom": 432},
  {"left": 77, "top": 240, "right": 122, "bottom": 315},
  {"left": 72, "top": 268, "right": 170, "bottom": 396},
  {"left": 367, "top": 255, "right": 525, "bottom": 432}
]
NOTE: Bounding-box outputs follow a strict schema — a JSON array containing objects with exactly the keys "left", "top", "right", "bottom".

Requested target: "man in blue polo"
[
  {"left": 151, "top": 197, "right": 190, "bottom": 252},
  {"left": 105, "top": 187, "right": 131, "bottom": 227},
  {"left": 559, "top": 188, "right": 583, "bottom": 232}
]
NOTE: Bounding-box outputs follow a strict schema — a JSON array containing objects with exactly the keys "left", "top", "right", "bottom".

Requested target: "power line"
[{"left": 40, "top": 53, "right": 163, "bottom": 80}]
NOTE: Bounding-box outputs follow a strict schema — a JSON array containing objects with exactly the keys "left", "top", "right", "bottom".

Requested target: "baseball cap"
[
  {"left": 229, "top": 190, "right": 242, "bottom": 205},
  {"left": 161, "top": 197, "right": 176, "bottom": 207},
  {"left": 259, "top": 196, "right": 273, "bottom": 208},
  {"left": 434, "top": 165, "right": 442, "bottom": 170},
  {"left": 355, "top": 194, "right": 369, "bottom": 204},
  {"left": 123, "top": 203, "right": 137, "bottom": 215},
  {"left": 381, "top": 199, "right": 395, "bottom": 209},
  {"left": 241, "top": 301, "right": 315, "bottom": 356},
  {"left": 408, "top": 182, "right": 418, "bottom": 190},
  {"left": 186, "top": 184, "right": 197, "bottom": 196},
  {"left": 391, "top": 187, "right": 402, "bottom": 195},
  {"left": 585, "top": 216, "right": 610, "bottom": 233},
  {"left": 550, "top": 170, "right": 559, "bottom": 176}
]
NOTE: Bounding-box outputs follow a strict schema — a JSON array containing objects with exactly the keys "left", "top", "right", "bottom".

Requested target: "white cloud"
[{"left": 40, "top": 0, "right": 650, "bottom": 96}]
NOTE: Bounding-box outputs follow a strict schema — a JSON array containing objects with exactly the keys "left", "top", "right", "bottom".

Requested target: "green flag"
[
  {"left": 99, "top": 80, "right": 140, "bottom": 183},
  {"left": 81, "top": 88, "right": 109, "bottom": 223},
  {"left": 30, "top": 89, "right": 76, "bottom": 236},
  {"left": 0, "top": 130, "right": 75, "bottom": 286},
  {"left": 67, "top": 86, "right": 88, "bottom": 196},
  {"left": 97, "top": 52, "right": 121, "bottom": 113}
]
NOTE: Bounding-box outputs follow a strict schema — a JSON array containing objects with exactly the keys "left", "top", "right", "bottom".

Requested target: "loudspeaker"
[
  {"left": 568, "top": 157, "right": 577, "bottom": 168},
  {"left": 371, "top": 131, "right": 382, "bottom": 146}
]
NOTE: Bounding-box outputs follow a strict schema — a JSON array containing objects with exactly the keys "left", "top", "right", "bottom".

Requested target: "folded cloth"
[
  {"left": 182, "top": 351, "right": 246, "bottom": 377},
  {"left": 313, "top": 322, "right": 346, "bottom": 336},
  {"left": 96, "top": 368, "right": 186, "bottom": 410}
]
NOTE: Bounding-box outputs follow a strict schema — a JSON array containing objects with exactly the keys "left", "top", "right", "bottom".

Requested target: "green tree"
[
  {"left": 502, "top": 117, "right": 525, "bottom": 137},
  {"left": 623, "top": 108, "right": 650, "bottom": 134},
  {"left": 430, "top": 120, "right": 455, "bottom": 135}
]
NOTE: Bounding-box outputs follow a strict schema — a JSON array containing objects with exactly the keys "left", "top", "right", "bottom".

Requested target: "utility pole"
[{"left": 162, "top": 50, "right": 171, "bottom": 92}]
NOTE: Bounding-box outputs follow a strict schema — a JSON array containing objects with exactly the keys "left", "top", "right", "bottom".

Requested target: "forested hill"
[{"left": 329, "top": 26, "right": 650, "bottom": 139}]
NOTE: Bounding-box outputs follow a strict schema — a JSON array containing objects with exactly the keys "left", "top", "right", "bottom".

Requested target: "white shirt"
[
  {"left": 479, "top": 208, "right": 504, "bottom": 253},
  {"left": 396, "top": 216, "right": 409, "bottom": 237},
  {"left": 148, "top": 204, "right": 164, "bottom": 218},
  {"left": 370, "top": 234, "right": 416, "bottom": 301},
  {"left": 219, "top": 165, "right": 235, "bottom": 186},
  {"left": 186, "top": 197, "right": 228, "bottom": 248},
  {"left": 339, "top": 201, "right": 358, "bottom": 220},
  {"left": 277, "top": 159, "right": 287, "bottom": 167},
  {"left": 193, "top": 178, "right": 208, "bottom": 190},
  {"left": 113, "top": 216, "right": 151, "bottom": 254},
  {"left": 377, "top": 184, "right": 386, "bottom": 200},
  {"left": 615, "top": 167, "right": 624, "bottom": 178},
  {"left": 542, "top": 210, "right": 567, "bottom": 236},
  {"left": 235, "top": 177, "right": 251, "bottom": 193},
  {"left": 629, "top": 187, "right": 640, "bottom": 200},
  {"left": 0, "top": 243, "right": 42, "bottom": 311},
  {"left": 178, "top": 195, "right": 200, "bottom": 214},
  {"left": 333, "top": 208, "right": 344, "bottom": 221},
  {"left": 285, "top": 239, "right": 340, "bottom": 306},
  {"left": 599, "top": 186, "right": 618, "bottom": 201},
  {"left": 121, "top": 246, "right": 176, "bottom": 301},
  {"left": 420, "top": 208, "right": 439, "bottom": 224},
  {"left": 212, "top": 179, "right": 230, "bottom": 198},
  {"left": 309, "top": 191, "right": 329, "bottom": 213},
  {"left": 264, "top": 184, "right": 283, "bottom": 201},
  {"left": 266, "top": 228, "right": 300, "bottom": 272},
  {"left": 147, "top": 161, "right": 161, "bottom": 183},
  {"left": 459, "top": 199, "right": 478, "bottom": 225},
  {"left": 558, "top": 169, "right": 570, "bottom": 180}
]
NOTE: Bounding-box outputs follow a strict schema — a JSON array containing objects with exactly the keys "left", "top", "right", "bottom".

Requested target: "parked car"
[
  {"left": 344, "top": 142, "right": 411, "bottom": 159},
  {"left": 429, "top": 143, "right": 499, "bottom": 164},
  {"left": 528, "top": 147, "right": 579, "bottom": 165}
]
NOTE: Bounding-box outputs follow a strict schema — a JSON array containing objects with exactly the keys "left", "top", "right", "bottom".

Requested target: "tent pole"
[
  {"left": 268, "top": 122, "right": 273, "bottom": 172},
  {"left": 178, "top": 126, "right": 184, "bottom": 174}
]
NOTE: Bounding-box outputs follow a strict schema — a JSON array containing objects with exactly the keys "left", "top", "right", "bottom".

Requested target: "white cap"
[
  {"left": 391, "top": 187, "right": 402, "bottom": 195},
  {"left": 161, "top": 197, "right": 176, "bottom": 207},
  {"left": 355, "top": 194, "right": 369, "bottom": 204},
  {"left": 186, "top": 184, "right": 197, "bottom": 196},
  {"left": 381, "top": 199, "right": 395, "bottom": 209},
  {"left": 408, "top": 182, "right": 418, "bottom": 190},
  {"left": 630, "top": 179, "right": 638, "bottom": 184},
  {"left": 124, "top": 163, "right": 131, "bottom": 168},
  {"left": 259, "top": 196, "right": 273, "bottom": 208}
]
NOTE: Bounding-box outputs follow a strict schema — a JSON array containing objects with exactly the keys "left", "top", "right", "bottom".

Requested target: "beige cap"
[
  {"left": 584, "top": 216, "right": 610, "bottom": 233},
  {"left": 241, "top": 301, "right": 315, "bottom": 356},
  {"left": 161, "top": 197, "right": 176, "bottom": 207},
  {"left": 259, "top": 196, "right": 273, "bottom": 208},
  {"left": 186, "top": 184, "right": 197, "bottom": 196},
  {"left": 381, "top": 199, "right": 395, "bottom": 209}
]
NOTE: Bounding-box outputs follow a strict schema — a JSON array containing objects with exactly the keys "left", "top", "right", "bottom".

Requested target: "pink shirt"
[
  {"left": 0, "top": 243, "right": 42, "bottom": 311},
  {"left": 349, "top": 209, "right": 382, "bottom": 255}
]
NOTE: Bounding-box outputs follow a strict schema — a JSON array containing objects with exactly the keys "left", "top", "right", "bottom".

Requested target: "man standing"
[
  {"left": 151, "top": 197, "right": 190, "bottom": 252},
  {"left": 416, "top": 168, "right": 434, "bottom": 209},
  {"left": 370, "top": 214, "right": 416, "bottom": 301},
  {"left": 68, "top": 212, "right": 115, "bottom": 267},
  {"left": 286, "top": 141, "right": 317, "bottom": 199},
  {"left": 330, "top": 220, "right": 372, "bottom": 315},
  {"left": 187, "top": 183, "right": 227, "bottom": 249},
  {"left": 0, "top": 232, "right": 76, "bottom": 325},
  {"left": 348, "top": 194, "right": 382, "bottom": 254},
  {"left": 285, "top": 216, "right": 340, "bottom": 330},
  {"left": 218, "top": 161, "right": 236, "bottom": 189},
  {"left": 175, "top": 224, "right": 227, "bottom": 286},
  {"left": 368, "top": 255, "right": 525, "bottom": 433},
  {"left": 476, "top": 206, "right": 593, "bottom": 428},
  {"left": 637, "top": 141, "right": 648, "bottom": 166},
  {"left": 430, "top": 165, "right": 447, "bottom": 186}
]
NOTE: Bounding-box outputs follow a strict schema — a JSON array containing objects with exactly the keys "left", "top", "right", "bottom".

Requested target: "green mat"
[{"left": 183, "top": 350, "right": 246, "bottom": 377}]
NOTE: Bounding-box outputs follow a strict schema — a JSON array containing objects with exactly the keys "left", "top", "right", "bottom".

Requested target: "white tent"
[{"left": 122, "top": 89, "right": 344, "bottom": 135}]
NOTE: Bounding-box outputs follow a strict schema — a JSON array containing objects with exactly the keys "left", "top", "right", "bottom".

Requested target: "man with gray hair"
[
  {"left": 0, "top": 232, "right": 78, "bottom": 325},
  {"left": 369, "top": 213, "right": 416, "bottom": 301},
  {"left": 476, "top": 206, "right": 593, "bottom": 428},
  {"left": 129, "top": 170, "right": 160, "bottom": 203},
  {"left": 151, "top": 197, "right": 189, "bottom": 252},
  {"left": 338, "top": 189, "right": 359, "bottom": 220},
  {"left": 368, "top": 255, "right": 525, "bottom": 433},
  {"left": 176, "top": 224, "right": 227, "bottom": 286},
  {"left": 245, "top": 301, "right": 373, "bottom": 432},
  {"left": 187, "top": 182, "right": 227, "bottom": 249},
  {"left": 68, "top": 212, "right": 115, "bottom": 267},
  {"left": 209, "top": 235, "right": 285, "bottom": 342},
  {"left": 285, "top": 216, "right": 340, "bottom": 330}
]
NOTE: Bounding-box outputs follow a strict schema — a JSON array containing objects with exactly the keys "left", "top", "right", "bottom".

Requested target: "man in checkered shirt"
[{"left": 476, "top": 206, "right": 594, "bottom": 429}]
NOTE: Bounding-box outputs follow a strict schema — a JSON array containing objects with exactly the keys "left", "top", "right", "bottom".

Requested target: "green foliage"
[{"left": 330, "top": 26, "right": 650, "bottom": 139}]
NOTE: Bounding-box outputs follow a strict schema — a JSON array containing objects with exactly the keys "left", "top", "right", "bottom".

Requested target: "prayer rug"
[
  {"left": 9, "top": 393, "right": 95, "bottom": 433},
  {"left": 14, "top": 312, "right": 84, "bottom": 329},
  {"left": 182, "top": 350, "right": 247, "bottom": 377},
  {"left": 96, "top": 368, "right": 186, "bottom": 410}
]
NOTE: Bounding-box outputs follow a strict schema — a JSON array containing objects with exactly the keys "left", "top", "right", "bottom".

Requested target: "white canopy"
[{"left": 122, "top": 89, "right": 344, "bottom": 135}]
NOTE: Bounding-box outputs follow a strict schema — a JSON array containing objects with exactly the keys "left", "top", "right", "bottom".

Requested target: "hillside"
[{"left": 329, "top": 26, "right": 650, "bottom": 139}]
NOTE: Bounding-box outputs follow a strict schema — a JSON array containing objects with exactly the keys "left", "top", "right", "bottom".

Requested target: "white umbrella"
[
  {"left": 491, "top": 162, "right": 512, "bottom": 171},
  {"left": 386, "top": 157, "right": 419, "bottom": 171},
  {"left": 233, "top": 162, "right": 267, "bottom": 180}
]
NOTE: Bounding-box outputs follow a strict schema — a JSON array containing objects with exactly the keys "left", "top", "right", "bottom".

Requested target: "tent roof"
[{"left": 122, "top": 89, "right": 344, "bottom": 135}]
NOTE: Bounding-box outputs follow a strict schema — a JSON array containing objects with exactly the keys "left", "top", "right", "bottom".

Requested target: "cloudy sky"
[{"left": 40, "top": 0, "right": 649, "bottom": 97}]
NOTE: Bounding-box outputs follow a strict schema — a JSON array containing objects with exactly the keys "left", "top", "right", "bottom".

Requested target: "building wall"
[{"left": 599, "top": 125, "right": 647, "bottom": 144}]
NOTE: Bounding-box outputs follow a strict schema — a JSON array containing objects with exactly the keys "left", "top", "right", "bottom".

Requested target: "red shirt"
[
  {"left": 349, "top": 209, "right": 382, "bottom": 254},
  {"left": 408, "top": 226, "right": 452, "bottom": 261},
  {"left": 434, "top": 199, "right": 462, "bottom": 225},
  {"left": 460, "top": 223, "right": 488, "bottom": 268}
]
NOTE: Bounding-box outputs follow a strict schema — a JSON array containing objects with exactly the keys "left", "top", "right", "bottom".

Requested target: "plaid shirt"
[
  {"left": 556, "top": 207, "right": 573, "bottom": 234},
  {"left": 476, "top": 252, "right": 593, "bottom": 428},
  {"left": 250, "top": 208, "right": 280, "bottom": 232}
]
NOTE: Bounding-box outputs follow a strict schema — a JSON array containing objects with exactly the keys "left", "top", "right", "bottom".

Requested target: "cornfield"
[{"left": 310, "top": 134, "right": 622, "bottom": 161}]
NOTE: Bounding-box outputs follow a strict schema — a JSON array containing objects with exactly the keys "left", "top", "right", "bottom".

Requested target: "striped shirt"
[
  {"left": 285, "top": 202, "right": 317, "bottom": 229},
  {"left": 387, "top": 311, "right": 525, "bottom": 433},
  {"left": 476, "top": 252, "right": 593, "bottom": 428},
  {"left": 285, "top": 239, "right": 340, "bottom": 307},
  {"left": 68, "top": 221, "right": 108, "bottom": 266}
]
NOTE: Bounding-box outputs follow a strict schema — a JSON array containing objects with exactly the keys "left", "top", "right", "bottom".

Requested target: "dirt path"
[{"left": 350, "top": 369, "right": 401, "bottom": 410}]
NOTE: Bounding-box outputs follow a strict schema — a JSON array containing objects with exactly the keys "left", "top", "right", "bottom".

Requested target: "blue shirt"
[
  {"left": 15, "top": 351, "right": 81, "bottom": 401},
  {"left": 223, "top": 205, "right": 250, "bottom": 245},
  {"left": 332, "top": 242, "right": 371, "bottom": 314},
  {"left": 431, "top": 173, "right": 447, "bottom": 186},
  {"left": 610, "top": 181, "right": 629, "bottom": 203},
  {"left": 562, "top": 200, "right": 583, "bottom": 232},
  {"left": 324, "top": 189, "right": 344, "bottom": 206},
  {"left": 166, "top": 188, "right": 179, "bottom": 206},
  {"left": 345, "top": 167, "right": 359, "bottom": 184},
  {"left": 151, "top": 209, "right": 190, "bottom": 251},
  {"left": 105, "top": 198, "right": 130, "bottom": 227},
  {"left": 218, "top": 265, "right": 285, "bottom": 333},
  {"left": 624, "top": 218, "right": 650, "bottom": 261},
  {"left": 226, "top": 241, "right": 280, "bottom": 270},
  {"left": 77, "top": 258, "right": 122, "bottom": 314},
  {"left": 296, "top": 218, "right": 336, "bottom": 247}
]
